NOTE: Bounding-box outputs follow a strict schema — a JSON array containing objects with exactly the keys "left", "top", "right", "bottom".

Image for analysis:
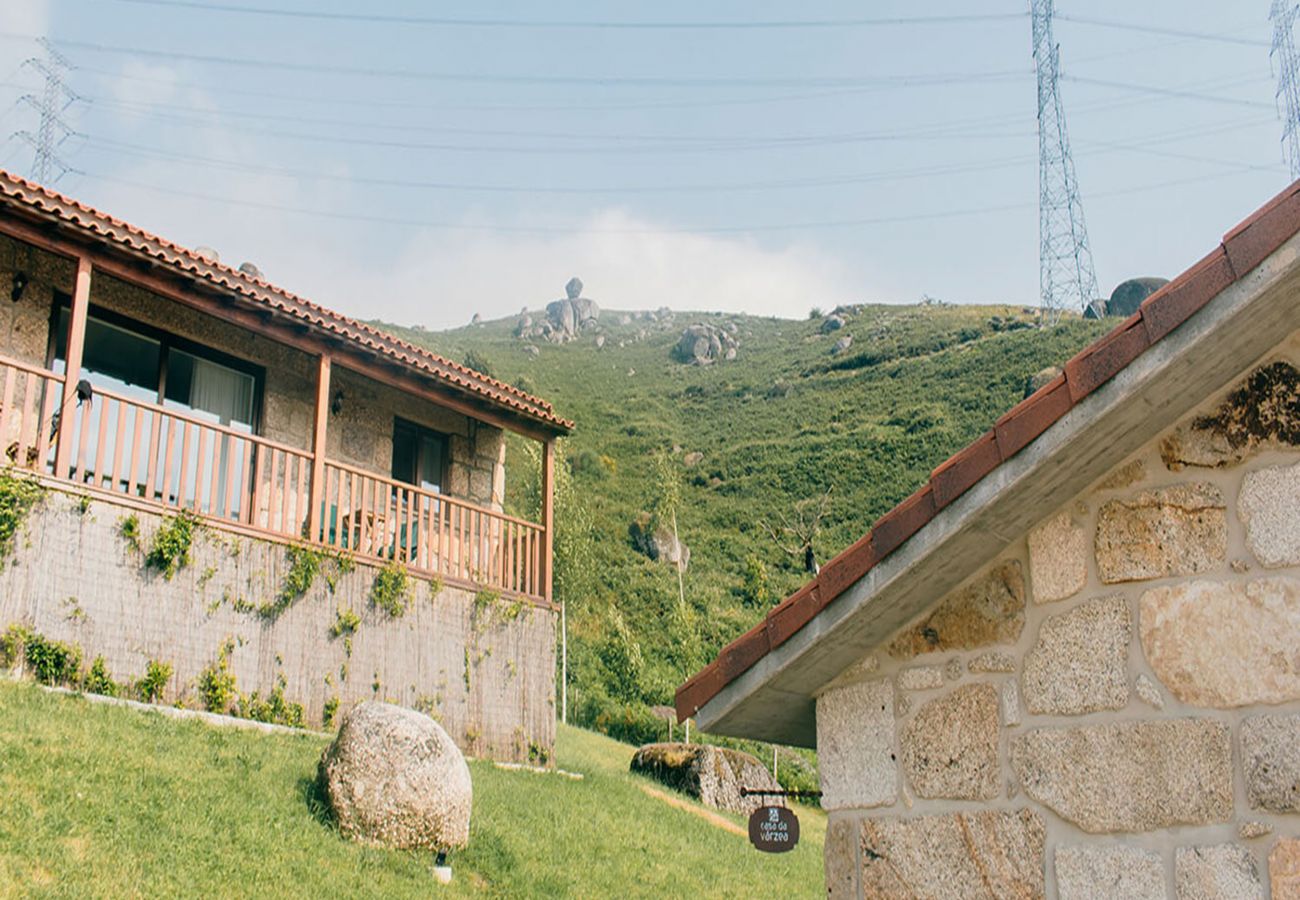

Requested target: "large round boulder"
[
  {"left": 317, "top": 701, "right": 472, "bottom": 851},
  {"left": 630, "top": 743, "right": 778, "bottom": 815}
]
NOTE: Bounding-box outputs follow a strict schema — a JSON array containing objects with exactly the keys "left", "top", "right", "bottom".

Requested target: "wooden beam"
[
  {"left": 0, "top": 213, "right": 567, "bottom": 442},
  {"left": 308, "top": 353, "right": 331, "bottom": 542},
  {"left": 52, "top": 256, "right": 91, "bottom": 478},
  {"left": 541, "top": 438, "right": 555, "bottom": 605}
]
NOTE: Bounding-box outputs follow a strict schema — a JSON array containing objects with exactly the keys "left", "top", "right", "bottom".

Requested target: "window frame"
[
  {"left": 46, "top": 292, "right": 266, "bottom": 435},
  {"left": 391, "top": 416, "right": 450, "bottom": 494}
]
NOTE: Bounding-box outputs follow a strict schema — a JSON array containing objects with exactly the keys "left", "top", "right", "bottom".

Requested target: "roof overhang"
[
  {"left": 690, "top": 230, "right": 1300, "bottom": 747},
  {"left": 0, "top": 171, "right": 572, "bottom": 440}
]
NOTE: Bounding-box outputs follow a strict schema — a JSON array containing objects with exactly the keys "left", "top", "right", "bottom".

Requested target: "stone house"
[
  {"left": 677, "top": 181, "right": 1300, "bottom": 897},
  {"left": 0, "top": 170, "right": 571, "bottom": 762}
]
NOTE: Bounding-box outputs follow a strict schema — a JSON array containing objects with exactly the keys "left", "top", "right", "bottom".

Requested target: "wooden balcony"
[{"left": 0, "top": 353, "right": 547, "bottom": 603}]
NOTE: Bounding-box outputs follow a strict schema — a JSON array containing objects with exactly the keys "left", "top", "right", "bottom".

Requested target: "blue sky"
[{"left": 0, "top": 1, "right": 1286, "bottom": 328}]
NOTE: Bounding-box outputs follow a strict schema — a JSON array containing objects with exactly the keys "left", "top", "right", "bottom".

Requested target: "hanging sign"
[{"left": 748, "top": 805, "right": 800, "bottom": 853}]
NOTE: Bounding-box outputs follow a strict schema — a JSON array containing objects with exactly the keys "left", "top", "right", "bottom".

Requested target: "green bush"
[
  {"left": 739, "top": 555, "right": 770, "bottom": 608},
  {"left": 0, "top": 472, "right": 44, "bottom": 567},
  {"left": 137, "top": 660, "right": 172, "bottom": 703},
  {"left": 146, "top": 512, "right": 199, "bottom": 580},
  {"left": 83, "top": 656, "right": 120, "bottom": 697},
  {"left": 237, "top": 687, "right": 305, "bottom": 729},
  {"left": 370, "top": 560, "right": 411, "bottom": 618},
  {"left": 197, "top": 642, "right": 238, "bottom": 714},
  {"left": 25, "top": 633, "right": 81, "bottom": 686}
]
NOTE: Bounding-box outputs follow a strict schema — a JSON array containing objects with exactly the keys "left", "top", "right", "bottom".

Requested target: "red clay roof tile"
[
  {"left": 930, "top": 430, "right": 1001, "bottom": 509},
  {"left": 1062, "top": 312, "right": 1150, "bottom": 404},
  {"left": 994, "top": 373, "right": 1071, "bottom": 460},
  {"left": 869, "top": 484, "right": 936, "bottom": 561},
  {"left": 1140, "top": 247, "right": 1236, "bottom": 344},
  {"left": 764, "top": 582, "right": 823, "bottom": 650},
  {"left": 816, "top": 531, "right": 879, "bottom": 603},
  {"left": 1223, "top": 181, "right": 1300, "bottom": 277}
]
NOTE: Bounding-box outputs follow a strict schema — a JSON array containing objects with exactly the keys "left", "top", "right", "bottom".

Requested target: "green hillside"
[
  {"left": 0, "top": 679, "right": 824, "bottom": 897},
  {"left": 384, "top": 304, "right": 1106, "bottom": 760}
]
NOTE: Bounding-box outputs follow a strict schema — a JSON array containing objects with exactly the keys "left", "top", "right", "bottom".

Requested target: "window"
[
  {"left": 51, "top": 304, "right": 260, "bottom": 430},
  {"left": 392, "top": 418, "right": 447, "bottom": 493}
]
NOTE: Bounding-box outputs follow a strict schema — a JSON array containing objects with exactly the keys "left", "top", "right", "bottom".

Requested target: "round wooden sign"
[{"left": 748, "top": 805, "right": 800, "bottom": 853}]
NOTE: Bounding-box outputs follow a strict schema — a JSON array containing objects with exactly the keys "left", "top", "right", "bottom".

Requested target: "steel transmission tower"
[
  {"left": 15, "top": 38, "right": 78, "bottom": 185},
  {"left": 1272, "top": 0, "right": 1300, "bottom": 179},
  {"left": 1030, "top": 0, "right": 1099, "bottom": 323}
]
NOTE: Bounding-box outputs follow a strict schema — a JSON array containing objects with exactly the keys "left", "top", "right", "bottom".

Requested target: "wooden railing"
[
  {"left": 0, "top": 354, "right": 545, "bottom": 600},
  {"left": 317, "top": 460, "right": 544, "bottom": 597}
]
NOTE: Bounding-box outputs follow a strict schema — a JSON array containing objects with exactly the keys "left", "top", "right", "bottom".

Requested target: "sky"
[{"left": 0, "top": 0, "right": 1288, "bottom": 329}]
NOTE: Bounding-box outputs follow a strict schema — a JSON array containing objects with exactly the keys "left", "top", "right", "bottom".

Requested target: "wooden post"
[
  {"left": 53, "top": 257, "right": 92, "bottom": 479},
  {"left": 541, "top": 438, "right": 563, "bottom": 722},
  {"left": 307, "top": 354, "right": 331, "bottom": 542}
]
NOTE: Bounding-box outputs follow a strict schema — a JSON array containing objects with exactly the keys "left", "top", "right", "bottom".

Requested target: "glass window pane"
[
  {"left": 53, "top": 308, "right": 161, "bottom": 404},
  {"left": 163, "top": 348, "right": 255, "bottom": 432}
]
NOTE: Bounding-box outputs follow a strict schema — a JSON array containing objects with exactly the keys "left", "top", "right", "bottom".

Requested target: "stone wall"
[
  {"left": 818, "top": 351, "right": 1300, "bottom": 898},
  {"left": 0, "top": 484, "right": 555, "bottom": 762},
  {"left": 0, "top": 235, "right": 506, "bottom": 509}
]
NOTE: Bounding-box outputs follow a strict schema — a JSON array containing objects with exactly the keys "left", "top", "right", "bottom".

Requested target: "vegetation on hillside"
[
  {"left": 386, "top": 304, "right": 1107, "bottom": 767},
  {"left": 0, "top": 680, "right": 824, "bottom": 897}
]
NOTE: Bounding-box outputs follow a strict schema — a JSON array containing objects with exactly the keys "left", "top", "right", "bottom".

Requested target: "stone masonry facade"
[
  {"left": 817, "top": 348, "right": 1300, "bottom": 898},
  {"left": 0, "top": 485, "right": 556, "bottom": 762}
]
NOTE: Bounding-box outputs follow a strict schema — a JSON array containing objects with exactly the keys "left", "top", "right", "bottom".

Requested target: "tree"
[
  {"left": 762, "top": 486, "right": 833, "bottom": 574},
  {"left": 651, "top": 448, "right": 686, "bottom": 612}
]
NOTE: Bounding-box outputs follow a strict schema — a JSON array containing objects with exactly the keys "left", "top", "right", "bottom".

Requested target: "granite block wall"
[
  {"left": 0, "top": 484, "right": 555, "bottom": 762},
  {"left": 818, "top": 351, "right": 1300, "bottom": 898}
]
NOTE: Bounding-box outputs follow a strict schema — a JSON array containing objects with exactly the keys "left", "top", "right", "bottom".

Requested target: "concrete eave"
[{"left": 694, "top": 232, "right": 1300, "bottom": 748}]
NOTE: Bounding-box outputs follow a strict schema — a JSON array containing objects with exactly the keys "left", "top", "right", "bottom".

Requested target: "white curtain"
[{"left": 189, "top": 356, "right": 253, "bottom": 426}]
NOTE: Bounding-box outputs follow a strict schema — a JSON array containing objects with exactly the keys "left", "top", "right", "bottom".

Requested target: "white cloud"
[{"left": 321, "top": 211, "right": 862, "bottom": 329}]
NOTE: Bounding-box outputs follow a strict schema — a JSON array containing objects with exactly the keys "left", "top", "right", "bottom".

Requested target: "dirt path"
[{"left": 638, "top": 784, "right": 747, "bottom": 837}]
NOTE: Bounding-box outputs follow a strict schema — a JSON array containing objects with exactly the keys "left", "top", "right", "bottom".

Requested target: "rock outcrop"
[
  {"left": 628, "top": 512, "right": 689, "bottom": 571},
  {"left": 671, "top": 323, "right": 738, "bottom": 365},
  {"left": 516, "top": 277, "right": 600, "bottom": 343},
  {"left": 317, "top": 702, "right": 472, "bottom": 852},
  {"left": 630, "top": 743, "right": 777, "bottom": 815}
]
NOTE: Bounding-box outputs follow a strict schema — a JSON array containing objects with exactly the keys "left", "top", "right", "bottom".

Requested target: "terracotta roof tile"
[
  {"left": 1223, "top": 181, "right": 1300, "bottom": 277},
  {"left": 995, "top": 373, "right": 1071, "bottom": 460},
  {"left": 0, "top": 170, "right": 573, "bottom": 434},
  {"left": 869, "top": 483, "right": 936, "bottom": 560},
  {"left": 1140, "top": 247, "right": 1235, "bottom": 344},
  {"left": 930, "top": 430, "right": 1001, "bottom": 509},
  {"left": 675, "top": 178, "right": 1300, "bottom": 722},
  {"left": 1062, "top": 312, "right": 1150, "bottom": 404}
]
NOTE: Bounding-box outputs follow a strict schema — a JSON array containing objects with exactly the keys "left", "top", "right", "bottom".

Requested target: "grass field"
[{"left": 0, "top": 679, "right": 824, "bottom": 898}]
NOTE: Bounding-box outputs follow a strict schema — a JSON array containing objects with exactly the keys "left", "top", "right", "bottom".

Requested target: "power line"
[
  {"left": 61, "top": 166, "right": 1279, "bottom": 237},
  {"left": 13, "top": 34, "right": 1029, "bottom": 90},
  {"left": 1063, "top": 75, "right": 1274, "bottom": 110},
  {"left": 1057, "top": 14, "right": 1270, "bottom": 48},
  {"left": 76, "top": 115, "right": 1276, "bottom": 197},
  {"left": 88, "top": 0, "right": 1027, "bottom": 31}
]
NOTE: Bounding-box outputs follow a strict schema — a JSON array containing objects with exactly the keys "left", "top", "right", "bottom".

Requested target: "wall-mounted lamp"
[
  {"left": 331, "top": 390, "right": 345, "bottom": 415},
  {"left": 10, "top": 271, "right": 27, "bottom": 303}
]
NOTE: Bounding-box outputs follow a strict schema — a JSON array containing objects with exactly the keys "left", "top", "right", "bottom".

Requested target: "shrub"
[
  {"left": 83, "top": 656, "right": 120, "bottom": 697},
  {"left": 238, "top": 687, "right": 305, "bottom": 728},
  {"left": 0, "top": 623, "right": 33, "bottom": 667},
  {"left": 322, "top": 696, "right": 340, "bottom": 728},
  {"left": 0, "top": 472, "right": 44, "bottom": 567},
  {"left": 739, "top": 555, "right": 770, "bottom": 608},
  {"left": 25, "top": 633, "right": 81, "bottom": 686},
  {"left": 197, "top": 641, "right": 238, "bottom": 714},
  {"left": 260, "top": 545, "right": 327, "bottom": 620},
  {"left": 146, "top": 512, "right": 199, "bottom": 579},
  {"left": 118, "top": 514, "right": 142, "bottom": 553},
  {"left": 137, "top": 660, "right": 173, "bottom": 703},
  {"left": 329, "top": 607, "right": 361, "bottom": 639},
  {"left": 370, "top": 560, "right": 411, "bottom": 617}
]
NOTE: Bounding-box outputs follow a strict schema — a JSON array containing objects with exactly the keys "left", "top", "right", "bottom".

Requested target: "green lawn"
[{"left": 0, "top": 680, "right": 824, "bottom": 898}]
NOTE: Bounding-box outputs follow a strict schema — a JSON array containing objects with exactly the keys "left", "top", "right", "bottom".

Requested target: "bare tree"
[{"left": 762, "top": 486, "right": 833, "bottom": 574}]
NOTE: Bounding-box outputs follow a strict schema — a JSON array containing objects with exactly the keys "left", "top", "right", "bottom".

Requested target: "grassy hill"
[
  {"left": 383, "top": 304, "right": 1106, "bottom": 761},
  {"left": 0, "top": 679, "right": 825, "bottom": 898}
]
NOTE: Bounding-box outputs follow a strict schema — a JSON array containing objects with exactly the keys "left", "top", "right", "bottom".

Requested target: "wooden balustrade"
[
  {"left": 319, "top": 460, "right": 544, "bottom": 597},
  {"left": 0, "top": 355, "right": 546, "bottom": 601}
]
